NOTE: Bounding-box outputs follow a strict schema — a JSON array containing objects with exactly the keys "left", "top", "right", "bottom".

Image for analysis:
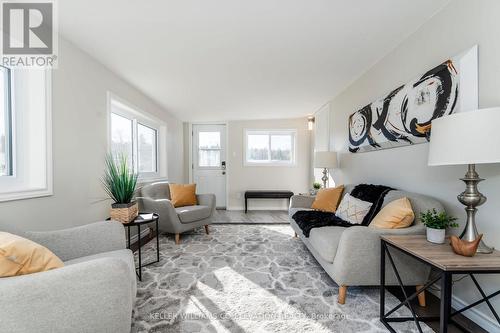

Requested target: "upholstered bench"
[{"left": 244, "top": 190, "right": 294, "bottom": 213}]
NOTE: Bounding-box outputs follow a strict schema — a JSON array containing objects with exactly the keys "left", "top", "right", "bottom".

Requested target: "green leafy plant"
[
  {"left": 101, "top": 153, "right": 138, "bottom": 204},
  {"left": 313, "top": 182, "right": 321, "bottom": 190},
  {"left": 420, "top": 209, "right": 459, "bottom": 230}
]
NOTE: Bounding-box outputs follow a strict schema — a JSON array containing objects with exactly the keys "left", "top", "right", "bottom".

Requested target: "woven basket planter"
[{"left": 110, "top": 201, "right": 139, "bottom": 224}]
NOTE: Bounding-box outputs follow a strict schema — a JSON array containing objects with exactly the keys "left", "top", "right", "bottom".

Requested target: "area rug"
[{"left": 132, "top": 225, "right": 432, "bottom": 333}]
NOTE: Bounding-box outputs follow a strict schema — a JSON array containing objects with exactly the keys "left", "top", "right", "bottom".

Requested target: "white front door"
[{"left": 192, "top": 124, "right": 227, "bottom": 208}]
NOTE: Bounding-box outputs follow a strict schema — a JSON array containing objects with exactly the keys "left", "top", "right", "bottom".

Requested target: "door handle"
[{"left": 221, "top": 161, "right": 226, "bottom": 170}]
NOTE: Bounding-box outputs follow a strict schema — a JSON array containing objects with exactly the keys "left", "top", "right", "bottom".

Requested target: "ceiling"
[{"left": 59, "top": 0, "right": 450, "bottom": 122}]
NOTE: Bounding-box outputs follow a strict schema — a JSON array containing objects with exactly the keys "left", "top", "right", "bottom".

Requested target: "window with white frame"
[
  {"left": 0, "top": 66, "right": 12, "bottom": 177},
  {"left": 109, "top": 94, "right": 165, "bottom": 179},
  {"left": 0, "top": 68, "right": 52, "bottom": 202},
  {"left": 245, "top": 130, "right": 296, "bottom": 165}
]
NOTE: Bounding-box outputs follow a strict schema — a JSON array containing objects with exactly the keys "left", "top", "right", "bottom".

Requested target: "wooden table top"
[{"left": 381, "top": 235, "right": 500, "bottom": 272}]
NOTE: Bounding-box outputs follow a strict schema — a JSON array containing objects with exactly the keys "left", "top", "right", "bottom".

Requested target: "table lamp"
[
  {"left": 314, "top": 151, "right": 337, "bottom": 188},
  {"left": 428, "top": 107, "right": 500, "bottom": 254}
]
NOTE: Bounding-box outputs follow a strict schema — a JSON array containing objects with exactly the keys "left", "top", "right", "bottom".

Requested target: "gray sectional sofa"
[{"left": 289, "top": 184, "right": 444, "bottom": 305}]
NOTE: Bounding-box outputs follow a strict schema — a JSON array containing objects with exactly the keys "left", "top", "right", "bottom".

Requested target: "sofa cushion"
[
  {"left": 176, "top": 205, "right": 211, "bottom": 223},
  {"left": 308, "top": 226, "right": 346, "bottom": 263}
]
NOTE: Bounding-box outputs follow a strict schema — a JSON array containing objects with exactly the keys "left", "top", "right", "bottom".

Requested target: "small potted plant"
[
  {"left": 420, "top": 209, "right": 458, "bottom": 244},
  {"left": 310, "top": 182, "right": 322, "bottom": 195},
  {"left": 102, "top": 153, "right": 139, "bottom": 224}
]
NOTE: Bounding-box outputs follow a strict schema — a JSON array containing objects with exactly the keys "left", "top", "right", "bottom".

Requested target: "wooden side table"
[{"left": 380, "top": 235, "right": 500, "bottom": 333}]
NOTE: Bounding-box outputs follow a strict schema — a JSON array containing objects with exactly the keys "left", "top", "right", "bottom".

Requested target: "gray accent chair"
[
  {"left": 289, "top": 184, "right": 444, "bottom": 305},
  {"left": 137, "top": 182, "right": 216, "bottom": 244},
  {"left": 0, "top": 221, "right": 136, "bottom": 333}
]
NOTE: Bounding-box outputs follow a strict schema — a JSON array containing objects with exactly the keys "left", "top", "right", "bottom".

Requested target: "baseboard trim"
[
  {"left": 451, "top": 294, "right": 500, "bottom": 332},
  {"left": 126, "top": 227, "right": 151, "bottom": 247},
  {"left": 429, "top": 286, "right": 499, "bottom": 332}
]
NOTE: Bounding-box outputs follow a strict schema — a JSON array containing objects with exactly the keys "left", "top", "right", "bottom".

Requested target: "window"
[
  {"left": 0, "top": 69, "right": 52, "bottom": 202},
  {"left": 245, "top": 130, "right": 296, "bottom": 165},
  {"left": 109, "top": 94, "right": 166, "bottom": 179},
  {"left": 198, "top": 131, "right": 221, "bottom": 167},
  {"left": 0, "top": 66, "right": 11, "bottom": 177}
]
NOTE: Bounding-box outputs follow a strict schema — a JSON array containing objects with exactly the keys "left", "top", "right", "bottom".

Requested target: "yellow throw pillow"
[
  {"left": 370, "top": 197, "right": 415, "bottom": 229},
  {"left": 0, "top": 232, "right": 64, "bottom": 278},
  {"left": 169, "top": 183, "right": 198, "bottom": 208},
  {"left": 311, "top": 185, "right": 344, "bottom": 213}
]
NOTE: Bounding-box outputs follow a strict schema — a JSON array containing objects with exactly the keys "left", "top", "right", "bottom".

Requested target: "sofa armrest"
[
  {"left": 289, "top": 195, "right": 315, "bottom": 209},
  {"left": 332, "top": 224, "right": 429, "bottom": 286},
  {"left": 25, "top": 221, "right": 126, "bottom": 262},
  {"left": 197, "top": 193, "right": 216, "bottom": 213},
  {"left": 0, "top": 258, "right": 133, "bottom": 333},
  {"left": 137, "top": 196, "right": 181, "bottom": 224}
]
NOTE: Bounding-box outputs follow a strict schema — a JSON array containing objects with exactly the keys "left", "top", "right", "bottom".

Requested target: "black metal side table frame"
[
  {"left": 124, "top": 213, "right": 160, "bottom": 281},
  {"left": 380, "top": 239, "right": 500, "bottom": 333}
]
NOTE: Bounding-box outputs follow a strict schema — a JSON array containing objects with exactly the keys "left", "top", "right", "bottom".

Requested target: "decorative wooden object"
[
  {"left": 450, "top": 234, "right": 483, "bottom": 257},
  {"left": 110, "top": 202, "right": 138, "bottom": 224}
]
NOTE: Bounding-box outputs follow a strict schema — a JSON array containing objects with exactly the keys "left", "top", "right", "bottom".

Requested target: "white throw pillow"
[{"left": 335, "top": 193, "right": 373, "bottom": 225}]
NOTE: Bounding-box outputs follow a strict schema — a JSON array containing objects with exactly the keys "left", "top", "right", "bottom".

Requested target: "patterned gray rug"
[{"left": 132, "top": 225, "right": 432, "bottom": 333}]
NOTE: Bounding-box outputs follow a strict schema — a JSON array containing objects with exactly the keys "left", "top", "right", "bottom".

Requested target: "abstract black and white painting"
[{"left": 348, "top": 46, "right": 478, "bottom": 153}]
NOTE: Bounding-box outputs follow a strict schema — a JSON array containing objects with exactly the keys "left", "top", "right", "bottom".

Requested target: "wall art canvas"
[{"left": 348, "top": 46, "right": 478, "bottom": 153}]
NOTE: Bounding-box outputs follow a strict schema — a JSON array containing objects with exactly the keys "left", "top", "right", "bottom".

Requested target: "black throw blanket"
[{"left": 292, "top": 184, "right": 393, "bottom": 237}]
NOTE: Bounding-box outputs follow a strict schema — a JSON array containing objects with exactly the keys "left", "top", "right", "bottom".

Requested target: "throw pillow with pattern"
[{"left": 335, "top": 193, "right": 373, "bottom": 225}]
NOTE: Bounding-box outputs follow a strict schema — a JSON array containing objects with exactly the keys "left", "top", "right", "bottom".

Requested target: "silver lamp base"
[
  {"left": 321, "top": 168, "right": 329, "bottom": 189},
  {"left": 457, "top": 164, "right": 494, "bottom": 254}
]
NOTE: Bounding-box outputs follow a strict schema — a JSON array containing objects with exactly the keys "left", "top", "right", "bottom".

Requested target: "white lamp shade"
[
  {"left": 428, "top": 107, "right": 500, "bottom": 166},
  {"left": 314, "top": 151, "right": 338, "bottom": 168}
]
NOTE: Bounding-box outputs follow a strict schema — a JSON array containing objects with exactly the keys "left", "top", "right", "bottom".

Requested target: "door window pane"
[
  {"left": 199, "top": 132, "right": 220, "bottom": 149},
  {"left": 0, "top": 66, "right": 11, "bottom": 176},
  {"left": 271, "top": 135, "right": 292, "bottom": 161},
  {"left": 247, "top": 134, "right": 269, "bottom": 161},
  {"left": 198, "top": 150, "right": 220, "bottom": 167},
  {"left": 138, "top": 123, "right": 157, "bottom": 173},
  {"left": 110, "top": 113, "right": 133, "bottom": 167}
]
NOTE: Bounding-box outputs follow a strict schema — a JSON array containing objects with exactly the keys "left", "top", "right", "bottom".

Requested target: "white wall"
[
  {"left": 329, "top": 0, "right": 500, "bottom": 330},
  {"left": 0, "top": 38, "right": 184, "bottom": 232},
  {"left": 227, "top": 117, "right": 311, "bottom": 210}
]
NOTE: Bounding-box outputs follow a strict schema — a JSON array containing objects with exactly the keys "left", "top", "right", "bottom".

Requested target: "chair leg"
[
  {"left": 293, "top": 232, "right": 298, "bottom": 238},
  {"left": 416, "top": 285, "right": 426, "bottom": 307},
  {"left": 338, "top": 285, "right": 347, "bottom": 304},
  {"left": 175, "top": 233, "right": 180, "bottom": 245},
  {"left": 204, "top": 225, "right": 210, "bottom": 235}
]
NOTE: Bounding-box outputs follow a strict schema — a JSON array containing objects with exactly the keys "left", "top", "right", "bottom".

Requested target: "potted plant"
[
  {"left": 310, "top": 182, "right": 322, "bottom": 195},
  {"left": 102, "top": 153, "right": 139, "bottom": 224},
  {"left": 420, "top": 209, "right": 458, "bottom": 244}
]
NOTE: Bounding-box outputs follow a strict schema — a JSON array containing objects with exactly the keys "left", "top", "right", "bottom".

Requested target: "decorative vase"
[
  {"left": 110, "top": 201, "right": 138, "bottom": 224},
  {"left": 426, "top": 227, "right": 445, "bottom": 244},
  {"left": 450, "top": 234, "right": 483, "bottom": 257}
]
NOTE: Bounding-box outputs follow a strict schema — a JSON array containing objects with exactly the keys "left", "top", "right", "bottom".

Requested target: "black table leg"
[
  {"left": 156, "top": 219, "right": 160, "bottom": 263},
  {"left": 440, "top": 271, "right": 452, "bottom": 333},
  {"left": 380, "top": 240, "right": 386, "bottom": 322},
  {"left": 137, "top": 224, "right": 142, "bottom": 281},
  {"left": 245, "top": 197, "right": 248, "bottom": 213},
  {"left": 127, "top": 226, "right": 131, "bottom": 249}
]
